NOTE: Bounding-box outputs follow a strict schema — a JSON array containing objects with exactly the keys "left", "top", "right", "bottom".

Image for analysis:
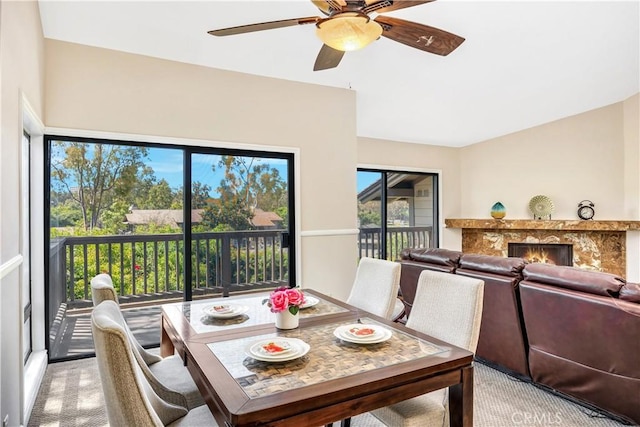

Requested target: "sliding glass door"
[
  {"left": 45, "top": 136, "right": 295, "bottom": 361},
  {"left": 357, "top": 169, "right": 438, "bottom": 260},
  {"left": 187, "top": 150, "right": 294, "bottom": 299}
]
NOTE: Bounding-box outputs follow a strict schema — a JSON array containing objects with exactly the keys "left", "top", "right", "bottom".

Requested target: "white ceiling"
[{"left": 38, "top": 0, "right": 640, "bottom": 147}]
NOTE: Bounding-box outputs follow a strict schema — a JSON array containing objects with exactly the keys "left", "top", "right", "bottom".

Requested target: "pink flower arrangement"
[{"left": 263, "top": 287, "right": 305, "bottom": 315}]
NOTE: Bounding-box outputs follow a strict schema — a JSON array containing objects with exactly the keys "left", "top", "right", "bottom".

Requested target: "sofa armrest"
[{"left": 620, "top": 283, "right": 640, "bottom": 303}]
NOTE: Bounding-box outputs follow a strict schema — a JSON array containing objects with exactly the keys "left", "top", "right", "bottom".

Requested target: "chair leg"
[{"left": 341, "top": 418, "right": 351, "bottom": 427}]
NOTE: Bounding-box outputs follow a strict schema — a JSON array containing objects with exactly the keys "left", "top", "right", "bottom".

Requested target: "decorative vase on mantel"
[
  {"left": 275, "top": 310, "right": 299, "bottom": 330},
  {"left": 491, "top": 202, "right": 506, "bottom": 219}
]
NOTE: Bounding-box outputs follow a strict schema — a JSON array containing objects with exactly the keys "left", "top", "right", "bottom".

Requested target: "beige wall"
[
  {"left": 623, "top": 93, "right": 640, "bottom": 280},
  {"left": 45, "top": 39, "right": 360, "bottom": 299},
  {"left": 0, "top": 1, "right": 45, "bottom": 424},
  {"left": 623, "top": 93, "right": 639, "bottom": 218},
  {"left": 357, "top": 137, "right": 462, "bottom": 249},
  {"left": 460, "top": 102, "right": 628, "bottom": 220},
  {"left": 458, "top": 96, "right": 640, "bottom": 277}
]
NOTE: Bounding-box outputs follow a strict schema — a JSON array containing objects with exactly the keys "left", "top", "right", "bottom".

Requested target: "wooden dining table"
[{"left": 160, "top": 289, "right": 474, "bottom": 427}]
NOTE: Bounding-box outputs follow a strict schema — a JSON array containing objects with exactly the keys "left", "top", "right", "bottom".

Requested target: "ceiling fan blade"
[
  {"left": 313, "top": 44, "right": 345, "bottom": 71},
  {"left": 365, "top": 0, "right": 434, "bottom": 15},
  {"left": 374, "top": 15, "right": 464, "bottom": 56},
  {"left": 208, "top": 17, "right": 320, "bottom": 37},
  {"left": 311, "top": 0, "right": 347, "bottom": 15}
]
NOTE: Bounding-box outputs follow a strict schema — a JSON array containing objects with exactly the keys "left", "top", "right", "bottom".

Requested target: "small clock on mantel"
[{"left": 577, "top": 200, "right": 595, "bottom": 220}]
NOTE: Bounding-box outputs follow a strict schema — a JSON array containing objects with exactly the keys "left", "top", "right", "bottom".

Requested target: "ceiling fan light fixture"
[{"left": 316, "top": 12, "right": 382, "bottom": 52}]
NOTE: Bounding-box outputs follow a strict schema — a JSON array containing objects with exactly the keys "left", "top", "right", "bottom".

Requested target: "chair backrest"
[
  {"left": 90, "top": 273, "right": 119, "bottom": 305},
  {"left": 347, "top": 257, "right": 402, "bottom": 319},
  {"left": 92, "top": 296, "right": 184, "bottom": 407},
  {"left": 90, "top": 274, "right": 164, "bottom": 367},
  {"left": 407, "top": 270, "right": 485, "bottom": 353},
  {"left": 92, "top": 300, "right": 188, "bottom": 426}
]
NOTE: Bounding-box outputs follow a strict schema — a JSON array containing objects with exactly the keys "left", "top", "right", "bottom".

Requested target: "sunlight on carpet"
[{"left": 27, "top": 358, "right": 627, "bottom": 427}]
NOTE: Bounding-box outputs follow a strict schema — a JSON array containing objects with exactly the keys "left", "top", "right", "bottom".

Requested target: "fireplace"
[
  {"left": 445, "top": 218, "right": 640, "bottom": 277},
  {"left": 508, "top": 243, "right": 573, "bottom": 266}
]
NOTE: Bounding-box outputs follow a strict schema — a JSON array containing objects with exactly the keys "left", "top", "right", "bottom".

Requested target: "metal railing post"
[{"left": 221, "top": 234, "right": 232, "bottom": 297}]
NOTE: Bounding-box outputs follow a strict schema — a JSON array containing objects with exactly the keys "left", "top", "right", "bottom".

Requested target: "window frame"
[
  {"left": 44, "top": 134, "right": 297, "bottom": 361},
  {"left": 357, "top": 167, "right": 440, "bottom": 260}
]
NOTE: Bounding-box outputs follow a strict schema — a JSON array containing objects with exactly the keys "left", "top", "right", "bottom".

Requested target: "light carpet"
[{"left": 28, "top": 358, "right": 629, "bottom": 427}]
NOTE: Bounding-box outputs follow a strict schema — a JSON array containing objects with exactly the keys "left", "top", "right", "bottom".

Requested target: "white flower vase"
[{"left": 275, "top": 309, "right": 299, "bottom": 330}]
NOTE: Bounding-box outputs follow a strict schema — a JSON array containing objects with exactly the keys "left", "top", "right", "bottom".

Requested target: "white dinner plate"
[
  {"left": 203, "top": 303, "right": 249, "bottom": 319},
  {"left": 246, "top": 338, "right": 310, "bottom": 362},
  {"left": 333, "top": 324, "right": 392, "bottom": 344},
  {"left": 300, "top": 296, "right": 320, "bottom": 309}
]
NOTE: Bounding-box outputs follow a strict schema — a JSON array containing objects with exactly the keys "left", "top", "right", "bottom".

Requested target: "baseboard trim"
[{"left": 24, "top": 350, "right": 48, "bottom": 425}]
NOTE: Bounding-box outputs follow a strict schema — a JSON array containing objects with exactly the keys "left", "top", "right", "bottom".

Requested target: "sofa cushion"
[
  {"left": 619, "top": 283, "right": 640, "bottom": 303},
  {"left": 523, "top": 263, "right": 624, "bottom": 297},
  {"left": 459, "top": 254, "right": 526, "bottom": 277},
  {"left": 406, "top": 248, "right": 462, "bottom": 267}
]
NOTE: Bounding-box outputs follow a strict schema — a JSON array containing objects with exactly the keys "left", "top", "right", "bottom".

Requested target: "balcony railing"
[
  {"left": 358, "top": 226, "right": 432, "bottom": 260},
  {"left": 51, "top": 230, "right": 288, "bottom": 310},
  {"left": 48, "top": 226, "right": 430, "bottom": 313}
]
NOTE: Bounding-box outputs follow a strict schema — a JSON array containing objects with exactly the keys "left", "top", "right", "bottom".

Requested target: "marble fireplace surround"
[{"left": 445, "top": 219, "right": 640, "bottom": 278}]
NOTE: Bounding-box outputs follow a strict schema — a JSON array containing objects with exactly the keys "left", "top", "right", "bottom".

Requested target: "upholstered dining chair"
[
  {"left": 371, "top": 270, "right": 485, "bottom": 427},
  {"left": 346, "top": 257, "right": 402, "bottom": 320},
  {"left": 90, "top": 273, "right": 120, "bottom": 305},
  {"left": 91, "top": 300, "right": 218, "bottom": 426},
  {"left": 90, "top": 274, "right": 204, "bottom": 409}
]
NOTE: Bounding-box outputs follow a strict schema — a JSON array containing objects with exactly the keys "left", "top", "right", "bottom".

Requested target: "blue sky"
[
  {"left": 146, "top": 148, "right": 289, "bottom": 196},
  {"left": 148, "top": 147, "right": 379, "bottom": 194},
  {"left": 357, "top": 171, "right": 381, "bottom": 193},
  {"left": 51, "top": 141, "right": 376, "bottom": 195}
]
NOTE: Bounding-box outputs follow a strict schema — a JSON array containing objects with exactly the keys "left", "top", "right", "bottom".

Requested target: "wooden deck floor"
[{"left": 49, "top": 304, "right": 164, "bottom": 360}]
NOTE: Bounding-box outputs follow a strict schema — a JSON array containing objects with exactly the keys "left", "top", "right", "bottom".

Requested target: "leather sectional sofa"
[{"left": 398, "top": 248, "right": 640, "bottom": 425}]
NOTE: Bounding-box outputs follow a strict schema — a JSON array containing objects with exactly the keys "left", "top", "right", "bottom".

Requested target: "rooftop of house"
[{"left": 124, "top": 208, "right": 283, "bottom": 228}]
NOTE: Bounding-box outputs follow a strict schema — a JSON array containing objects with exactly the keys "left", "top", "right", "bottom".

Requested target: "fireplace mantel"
[
  {"left": 445, "top": 219, "right": 640, "bottom": 231},
  {"left": 444, "top": 218, "right": 640, "bottom": 277}
]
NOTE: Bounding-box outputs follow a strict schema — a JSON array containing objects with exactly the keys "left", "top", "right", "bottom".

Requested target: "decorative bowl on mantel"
[{"left": 529, "top": 195, "right": 554, "bottom": 220}]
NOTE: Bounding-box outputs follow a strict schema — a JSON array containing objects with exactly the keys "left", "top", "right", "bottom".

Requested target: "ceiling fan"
[{"left": 208, "top": 0, "right": 465, "bottom": 71}]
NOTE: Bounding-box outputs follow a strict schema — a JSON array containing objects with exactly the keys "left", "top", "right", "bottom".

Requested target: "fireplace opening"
[{"left": 508, "top": 243, "right": 573, "bottom": 266}]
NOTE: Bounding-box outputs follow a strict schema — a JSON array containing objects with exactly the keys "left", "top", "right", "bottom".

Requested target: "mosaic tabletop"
[
  {"left": 164, "top": 292, "right": 350, "bottom": 334},
  {"left": 206, "top": 317, "right": 446, "bottom": 399}
]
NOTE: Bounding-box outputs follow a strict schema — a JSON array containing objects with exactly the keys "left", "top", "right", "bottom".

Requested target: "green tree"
[
  {"left": 388, "top": 200, "right": 409, "bottom": 224},
  {"left": 214, "top": 156, "right": 284, "bottom": 211},
  {"left": 99, "top": 200, "right": 130, "bottom": 234},
  {"left": 171, "top": 181, "right": 212, "bottom": 210},
  {"left": 255, "top": 168, "right": 287, "bottom": 213},
  {"left": 140, "top": 179, "right": 175, "bottom": 209},
  {"left": 358, "top": 201, "right": 381, "bottom": 226},
  {"left": 191, "top": 181, "right": 213, "bottom": 209},
  {"left": 202, "top": 156, "right": 287, "bottom": 230},
  {"left": 275, "top": 206, "right": 289, "bottom": 228},
  {"left": 200, "top": 198, "right": 252, "bottom": 231},
  {"left": 50, "top": 199, "right": 83, "bottom": 227},
  {"left": 128, "top": 166, "right": 166, "bottom": 210},
  {"left": 51, "top": 141, "right": 150, "bottom": 230}
]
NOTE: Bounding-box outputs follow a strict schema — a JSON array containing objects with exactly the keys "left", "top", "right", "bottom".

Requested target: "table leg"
[
  {"left": 160, "top": 317, "right": 175, "bottom": 358},
  {"left": 449, "top": 364, "right": 474, "bottom": 427}
]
